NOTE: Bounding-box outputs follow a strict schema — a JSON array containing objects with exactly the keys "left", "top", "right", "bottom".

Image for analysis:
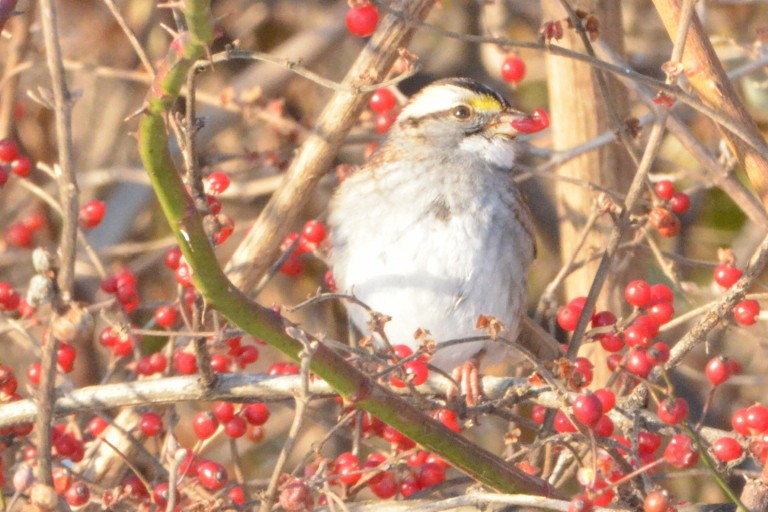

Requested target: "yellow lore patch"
[{"left": 468, "top": 95, "right": 502, "bottom": 112}]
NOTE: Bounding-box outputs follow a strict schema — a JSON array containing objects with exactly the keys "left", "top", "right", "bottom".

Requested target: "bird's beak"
[{"left": 489, "top": 109, "right": 550, "bottom": 137}]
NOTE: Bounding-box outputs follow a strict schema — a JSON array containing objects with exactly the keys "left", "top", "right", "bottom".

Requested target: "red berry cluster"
[
  {"left": 278, "top": 219, "right": 328, "bottom": 276},
  {"left": 649, "top": 180, "right": 690, "bottom": 238},
  {"left": 712, "top": 256, "right": 761, "bottom": 326},
  {"left": 368, "top": 87, "right": 400, "bottom": 135},
  {"left": 100, "top": 267, "right": 140, "bottom": 312},
  {"left": 0, "top": 138, "right": 32, "bottom": 186},
  {"left": 6, "top": 212, "right": 46, "bottom": 249},
  {"left": 387, "top": 344, "right": 429, "bottom": 388}
]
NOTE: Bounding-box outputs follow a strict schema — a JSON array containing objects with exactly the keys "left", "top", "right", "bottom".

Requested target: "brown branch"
[
  {"left": 225, "top": 0, "right": 435, "bottom": 291},
  {"left": 652, "top": 0, "right": 768, "bottom": 209}
]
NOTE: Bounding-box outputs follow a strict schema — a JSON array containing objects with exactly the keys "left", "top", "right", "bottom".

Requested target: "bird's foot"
[{"left": 447, "top": 356, "right": 484, "bottom": 407}]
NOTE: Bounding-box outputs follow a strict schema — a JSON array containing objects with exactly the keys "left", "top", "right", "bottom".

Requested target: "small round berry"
[
  {"left": 433, "top": 408, "right": 461, "bottom": 433},
  {"left": 368, "top": 470, "right": 397, "bottom": 498},
  {"left": 501, "top": 54, "right": 526, "bottom": 83},
  {"left": 594, "top": 414, "right": 614, "bottom": 437},
  {"left": 663, "top": 434, "right": 699, "bottom": 468},
  {"left": 346, "top": 4, "right": 379, "bottom": 37},
  {"left": 164, "top": 246, "right": 182, "bottom": 270},
  {"left": 11, "top": 156, "right": 31, "bottom": 177},
  {"left": 647, "top": 341, "right": 670, "bottom": 366},
  {"left": 197, "top": 460, "right": 229, "bottom": 491},
  {"left": 553, "top": 410, "right": 576, "bottom": 433},
  {"left": 625, "top": 348, "right": 652, "bottom": 378},
  {"left": 138, "top": 412, "right": 164, "bottom": 436},
  {"left": 644, "top": 490, "right": 671, "bottom": 512},
  {"left": 658, "top": 397, "right": 688, "bottom": 425},
  {"left": 732, "top": 407, "right": 750, "bottom": 435},
  {"left": 417, "top": 462, "right": 446, "bottom": 488},
  {"left": 153, "top": 483, "right": 180, "bottom": 509},
  {"left": 746, "top": 404, "right": 768, "bottom": 434},
  {"left": 557, "top": 303, "right": 581, "bottom": 331},
  {"left": 705, "top": 356, "right": 731, "bottom": 386},
  {"left": 192, "top": 411, "right": 219, "bottom": 440},
  {"left": 649, "top": 283, "right": 674, "bottom": 305},
  {"left": 572, "top": 393, "right": 603, "bottom": 428},
  {"left": 172, "top": 350, "right": 198, "bottom": 374},
  {"left": 205, "top": 172, "right": 230, "bottom": 194},
  {"left": 591, "top": 310, "right": 616, "bottom": 328},
  {"left": 375, "top": 110, "right": 398, "bottom": 134},
  {"left": 594, "top": 388, "right": 615, "bottom": 412},
  {"left": 733, "top": 299, "right": 760, "bottom": 326},
  {"left": 624, "top": 279, "right": 651, "bottom": 307},
  {"left": 57, "top": 343, "right": 77, "bottom": 373},
  {"left": 669, "top": 192, "right": 691, "bottom": 214},
  {"left": 712, "top": 436, "right": 743, "bottom": 462},
  {"left": 624, "top": 323, "right": 652, "bottom": 349},
  {"left": 242, "top": 402, "right": 270, "bottom": 426},
  {"left": 154, "top": 305, "right": 178, "bottom": 328},
  {"left": 648, "top": 301, "right": 675, "bottom": 324},
  {"left": 0, "top": 138, "right": 19, "bottom": 162},
  {"left": 78, "top": 200, "right": 106, "bottom": 229},
  {"left": 224, "top": 417, "right": 248, "bottom": 438},
  {"left": 598, "top": 333, "right": 624, "bottom": 352},
  {"left": 713, "top": 263, "right": 742, "bottom": 289},
  {"left": 64, "top": 481, "right": 90, "bottom": 507},
  {"left": 654, "top": 180, "right": 675, "bottom": 200},
  {"left": 87, "top": 417, "right": 109, "bottom": 437},
  {"left": 212, "top": 401, "right": 235, "bottom": 423},
  {"left": 369, "top": 88, "right": 397, "bottom": 113},
  {"left": 301, "top": 219, "right": 327, "bottom": 244},
  {"left": 649, "top": 207, "right": 681, "bottom": 237},
  {"left": 638, "top": 431, "right": 663, "bottom": 455}
]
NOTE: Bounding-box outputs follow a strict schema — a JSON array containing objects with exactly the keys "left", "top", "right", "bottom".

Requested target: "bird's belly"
[{"left": 338, "top": 212, "right": 525, "bottom": 370}]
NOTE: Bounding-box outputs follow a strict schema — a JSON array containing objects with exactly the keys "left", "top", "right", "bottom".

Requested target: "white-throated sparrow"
[{"left": 328, "top": 78, "right": 536, "bottom": 402}]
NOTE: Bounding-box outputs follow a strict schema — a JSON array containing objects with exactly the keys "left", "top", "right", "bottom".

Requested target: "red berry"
[
  {"left": 172, "top": 350, "right": 198, "bottom": 374},
  {"left": 154, "top": 305, "right": 178, "bottom": 328},
  {"left": 0, "top": 167, "right": 7, "bottom": 187},
  {"left": 625, "top": 348, "right": 652, "bottom": 378},
  {"left": 375, "top": 110, "right": 398, "bottom": 134},
  {"left": 654, "top": 180, "right": 675, "bottom": 200},
  {"left": 557, "top": 303, "right": 581, "bottom": 331},
  {"left": 733, "top": 299, "right": 760, "bottom": 326},
  {"left": 228, "top": 485, "right": 245, "bottom": 505},
  {"left": 572, "top": 393, "right": 603, "bottom": 428},
  {"left": 57, "top": 343, "right": 77, "bottom": 373},
  {"left": 531, "top": 404, "right": 547, "bottom": 424},
  {"left": 594, "top": 389, "right": 615, "bottom": 412},
  {"left": 649, "top": 207, "right": 681, "bottom": 237},
  {"left": 64, "top": 481, "right": 90, "bottom": 507},
  {"left": 153, "top": 482, "right": 180, "bottom": 509},
  {"left": 648, "top": 301, "right": 675, "bottom": 324},
  {"left": 598, "top": 333, "right": 624, "bottom": 352},
  {"left": 302, "top": 219, "right": 327, "bottom": 245},
  {"left": 713, "top": 436, "right": 743, "bottom": 462},
  {"left": 27, "top": 362, "right": 41, "bottom": 385},
  {"left": 638, "top": 431, "right": 663, "bottom": 454},
  {"left": 334, "top": 452, "right": 362, "bottom": 486},
  {"left": 242, "top": 402, "right": 270, "bottom": 426},
  {"left": 591, "top": 310, "right": 616, "bottom": 327},
  {"left": 368, "top": 470, "right": 396, "bottom": 498},
  {"left": 644, "top": 490, "right": 671, "bottom": 512},
  {"left": 164, "top": 246, "right": 182, "bottom": 270},
  {"left": 746, "top": 404, "right": 768, "bottom": 434},
  {"left": 79, "top": 200, "right": 106, "bottom": 229},
  {"left": 211, "top": 353, "right": 232, "bottom": 373},
  {"left": 53, "top": 467, "right": 72, "bottom": 494},
  {"left": 732, "top": 407, "right": 750, "bottom": 435},
  {"left": 433, "top": 408, "right": 461, "bottom": 433},
  {"left": 224, "top": 417, "right": 247, "bottom": 438},
  {"left": 705, "top": 356, "right": 731, "bottom": 385},
  {"left": 212, "top": 401, "right": 235, "bottom": 423},
  {"left": 647, "top": 341, "right": 670, "bottom": 366},
  {"left": 192, "top": 411, "right": 219, "bottom": 440},
  {"left": 206, "top": 172, "right": 230, "bottom": 194},
  {"left": 553, "top": 410, "right": 576, "bottom": 433},
  {"left": 390, "top": 360, "right": 429, "bottom": 387},
  {"left": 175, "top": 262, "right": 193, "bottom": 287},
  {"left": 713, "top": 263, "right": 743, "bottom": 289},
  {"left": 649, "top": 283, "right": 674, "bottom": 305},
  {"left": 0, "top": 138, "right": 19, "bottom": 162},
  {"left": 5, "top": 223, "right": 33, "bottom": 248},
  {"left": 624, "top": 323, "right": 652, "bottom": 349},
  {"left": 138, "top": 412, "right": 164, "bottom": 436},
  {"left": 501, "top": 54, "right": 526, "bottom": 83},
  {"left": 369, "top": 88, "right": 397, "bottom": 113},
  {"left": 594, "top": 415, "right": 614, "bottom": 437},
  {"left": 197, "top": 460, "right": 229, "bottom": 491},
  {"left": 669, "top": 192, "right": 690, "bottom": 214},
  {"left": 399, "top": 475, "right": 421, "bottom": 497},
  {"left": 624, "top": 279, "right": 651, "bottom": 307},
  {"left": 11, "top": 156, "right": 31, "bottom": 177},
  {"left": 658, "top": 397, "right": 688, "bottom": 425},
  {"left": 279, "top": 254, "right": 304, "bottom": 276},
  {"left": 346, "top": 4, "right": 379, "bottom": 37},
  {"left": 87, "top": 417, "right": 108, "bottom": 437},
  {"left": 663, "top": 434, "right": 699, "bottom": 468},
  {"left": 573, "top": 357, "right": 594, "bottom": 387},
  {"left": 417, "top": 462, "right": 446, "bottom": 488}
]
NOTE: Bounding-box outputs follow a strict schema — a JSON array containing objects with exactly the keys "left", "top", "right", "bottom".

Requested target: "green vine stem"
[{"left": 137, "top": 0, "right": 558, "bottom": 498}]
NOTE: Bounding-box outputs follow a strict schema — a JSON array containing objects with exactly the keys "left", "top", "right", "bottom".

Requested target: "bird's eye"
[{"left": 453, "top": 105, "right": 472, "bottom": 119}]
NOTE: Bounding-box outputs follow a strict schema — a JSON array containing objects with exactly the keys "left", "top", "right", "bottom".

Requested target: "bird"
[{"left": 328, "top": 77, "right": 538, "bottom": 404}]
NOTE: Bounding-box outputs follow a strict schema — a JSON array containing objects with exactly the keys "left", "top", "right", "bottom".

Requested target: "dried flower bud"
[
  {"left": 32, "top": 248, "right": 57, "bottom": 275},
  {"left": 26, "top": 275, "right": 54, "bottom": 307},
  {"left": 649, "top": 207, "right": 681, "bottom": 238},
  {"left": 50, "top": 303, "right": 94, "bottom": 344}
]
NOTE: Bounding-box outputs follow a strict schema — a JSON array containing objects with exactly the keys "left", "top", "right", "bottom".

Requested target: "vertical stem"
[{"left": 37, "top": 0, "right": 80, "bottom": 488}]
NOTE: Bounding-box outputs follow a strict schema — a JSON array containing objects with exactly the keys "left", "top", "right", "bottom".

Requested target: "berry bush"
[{"left": 0, "top": 1, "right": 766, "bottom": 511}]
